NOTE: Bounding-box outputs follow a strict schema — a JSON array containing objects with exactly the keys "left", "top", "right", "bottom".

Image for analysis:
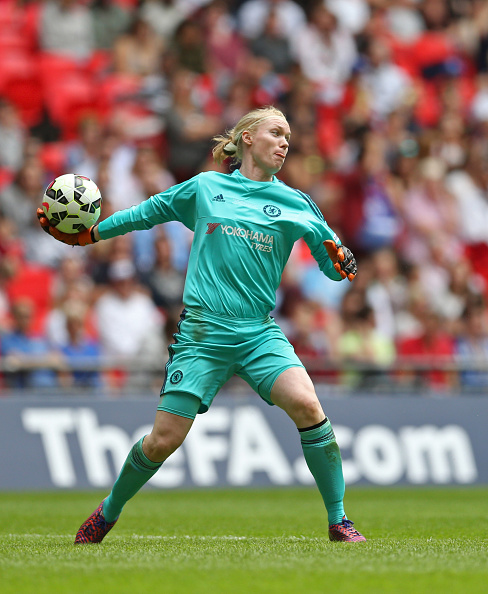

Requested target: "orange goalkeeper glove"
[
  {"left": 323, "top": 239, "right": 357, "bottom": 282},
  {"left": 36, "top": 207, "right": 98, "bottom": 246}
]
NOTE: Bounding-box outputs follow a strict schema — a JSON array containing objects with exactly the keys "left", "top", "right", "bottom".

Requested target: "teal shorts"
[{"left": 158, "top": 307, "right": 304, "bottom": 418}]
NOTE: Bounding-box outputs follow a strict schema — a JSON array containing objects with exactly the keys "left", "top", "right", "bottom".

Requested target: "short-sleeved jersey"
[{"left": 98, "top": 169, "right": 343, "bottom": 318}]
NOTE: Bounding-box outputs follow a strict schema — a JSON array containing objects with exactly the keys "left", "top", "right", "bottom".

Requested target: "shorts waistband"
[{"left": 183, "top": 306, "right": 271, "bottom": 325}]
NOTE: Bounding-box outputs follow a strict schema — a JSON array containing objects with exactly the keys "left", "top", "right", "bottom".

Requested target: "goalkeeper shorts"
[{"left": 157, "top": 307, "right": 304, "bottom": 418}]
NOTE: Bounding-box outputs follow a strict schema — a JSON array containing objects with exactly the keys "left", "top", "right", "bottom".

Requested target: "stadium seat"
[
  {"left": 112, "top": 0, "right": 139, "bottom": 8},
  {"left": 39, "top": 142, "right": 68, "bottom": 178},
  {"left": 0, "top": 52, "right": 43, "bottom": 127},
  {"left": 0, "top": 0, "right": 40, "bottom": 53},
  {"left": 5, "top": 261, "right": 55, "bottom": 337},
  {"left": 37, "top": 52, "right": 86, "bottom": 87},
  {"left": 0, "top": 0, "right": 22, "bottom": 29},
  {"left": 86, "top": 50, "right": 113, "bottom": 78},
  {"left": 42, "top": 71, "right": 99, "bottom": 140},
  {"left": 0, "top": 33, "right": 31, "bottom": 54},
  {"left": 0, "top": 168, "right": 14, "bottom": 192},
  {"left": 96, "top": 73, "right": 142, "bottom": 120}
]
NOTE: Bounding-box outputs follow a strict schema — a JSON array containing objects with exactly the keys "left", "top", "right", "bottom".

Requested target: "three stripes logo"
[
  {"left": 206, "top": 223, "right": 221, "bottom": 234},
  {"left": 212, "top": 194, "right": 225, "bottom": 202}
]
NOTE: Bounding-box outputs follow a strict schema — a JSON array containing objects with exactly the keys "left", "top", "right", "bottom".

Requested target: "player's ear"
[{"left": 242, "top": 130, "right": 252, "bottom": 146}]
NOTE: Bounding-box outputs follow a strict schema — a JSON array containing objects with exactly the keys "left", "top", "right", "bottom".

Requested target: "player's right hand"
[
  {"left": 323, "top": 240, "right": 357, "bottom": 282},
  {"left": 36, "top": 207, "right": 97, "bottom": 246}
]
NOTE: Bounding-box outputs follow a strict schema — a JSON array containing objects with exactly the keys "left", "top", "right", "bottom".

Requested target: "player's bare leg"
[
  {"left": 271, "top": 367, "right": 366, "bottom": 542},
  {"left": 143, "top": 410, "right": 194, "bottom": 462}
]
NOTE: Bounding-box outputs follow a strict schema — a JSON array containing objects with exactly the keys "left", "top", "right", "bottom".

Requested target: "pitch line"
[{"left": 7, "top": 534, "right": 324, "bottom": 542}]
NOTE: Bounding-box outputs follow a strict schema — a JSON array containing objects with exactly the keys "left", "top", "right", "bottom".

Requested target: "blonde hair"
[{"left": 212, "top": 106, "right": 288, "bottom": 165}]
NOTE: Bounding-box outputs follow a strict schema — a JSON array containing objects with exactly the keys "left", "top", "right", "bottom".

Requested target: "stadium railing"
[{"left": 0, "top": 355, "right": 487, "bottom": 396}]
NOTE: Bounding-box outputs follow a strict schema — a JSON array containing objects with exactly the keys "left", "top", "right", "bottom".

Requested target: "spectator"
[
  {"left": 432, "top": 258, "right": 485, "bottom": 328},
  {"left": 0, "top": 100, "right": 25, "bottom": 174},
  {"left": 141, "top": 233, "right": 185, "bottom": 314},
  {"left": 139, "top": 0, "right": 187, "bottom": 42},
  {"left": 90, "top": 0, "right": 132, "bottom": 51},
  {"left": 280, "top": 125, "right": 328, "bottom": 197},
  {"left": 365, "top": 247, "right": 408, "bottom": 340},
  {"left": 110, "top": 145, "right": 176, "bottom": 212},
  {"left": 338, "top": 132, "right": 402, "bottom": 253},
  {"left": 396, "top": 307, "right": 456, "bottom": 391},
  {"left": 58, "top": 301, "right": 102, "bottom": 389},
  {"left": 237, "top": 0, "right": 306, "bottom": 42},
  {"left": 249, "top": 7, "right": 293, "bottom": 74},
  {"left": 290, "top": 2, "right": 358, "bottom": 106},
  {"left": 46, "top": 256, "right": 96, "bottom": 348},
  {"left": 446, "top": 142, "right": 488, "bottom": 245},
  {"left": 0, "top": 299, "right": 60, "bottom": 389},
  {"left": 471, "top": 73, "right": 488, "bottom": 123},
  {"left": 358, "top": 37, "right": 413, "bottom": 122},
  {"left": 65, "top": 117, "right": 104, "bottom": 182},
  {"left": 94, "top": 259, "right": 163, "bottom": 358},
  {"left": 455, "top": 297, "right": 488, "bottom": 389},
  {"left": 89, "top": 233, "right": 135, "bottom": 286},
  {"left": 164, "top": 68, "right": 221, "bottom": 182},
  {"left": 338, "top": 304, "right": 396, "bottom": 389},
  {"left": 40, "top": 0, "right": 96, "bottom": 61},
  {"left": 399, "top": 156, "right": 462, "bottom": 265},
  {"left": 280, "top": 297, "right": 331, "bottom": 362},
  {"left": 430, "top": 112, "right": 467, "bottom": 170},
  {"left": 112, "top": 17, "right": 164, "bottom": 77},
  {"left": 385, "top": 0, "right": 424, "bottom": 43},
  {"left": 170, "top": 18, "right": 208, "bottom": 74},
  {"left": 203, "top": 0, "right": 247, "bottom": 77},
  {"left": 90, "top": 129, "right": 138, "bottom": 212},
  {"left": 0, "top": 158, "right": 46, "bottom": 232},
  {"left": 446, "top": 142, "right": 488, "bottom": 285},
  {"left": 326, "top": 0, "right": 370, "bottom": 35}
]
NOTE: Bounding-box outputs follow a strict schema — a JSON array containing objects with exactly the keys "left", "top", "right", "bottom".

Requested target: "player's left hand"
[
  {"left": 323, "top": 240, "right": 357, "bottom": 282},
  {"left": 36, "top": 207, "right": 97, "bottom": 246}
]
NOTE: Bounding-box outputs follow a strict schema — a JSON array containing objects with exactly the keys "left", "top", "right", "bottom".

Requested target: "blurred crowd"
[{"left": 2, "top": 0, "right": 488, "bottom": 394}]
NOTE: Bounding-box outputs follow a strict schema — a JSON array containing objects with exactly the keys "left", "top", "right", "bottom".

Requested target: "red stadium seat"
[
  {"left": 0, "top": 33, "right": 31, "bottom": 54},
  {"left": 96, "top": 73, "right": 142, "bottom": 120},
  {"left": 0, "top": 0, "right": 22, "bottom": 30},
  {"left": 0, "top": 0, "right": 40, "bottom": 53},
  {"left": 43, "top": 73, "right": 99, "bottom": 140},
  {"left": 87, "top": 50, "right": 113, "bottom": 78},
  {"left": 39, "top": 142, "right": 68, "bottom": 178},
  {"left": 0, "top": 168, "right": 14, "bottom": 192},
  {"left": 0, "top": 51, "right": 35, "bottom": 85},
  {"left": 0, "top": 52, "right": 43, "bottom": 127},
  {"left": 37, "top": 52, "right": 85, "bottom": 87},
  {"left": 112, "top": 0, "right": 139, "bottom": 8}
]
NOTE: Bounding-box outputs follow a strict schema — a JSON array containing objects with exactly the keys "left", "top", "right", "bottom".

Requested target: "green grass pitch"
[{"left": 1, "top": 487, "right": 487, "bottom": 594}]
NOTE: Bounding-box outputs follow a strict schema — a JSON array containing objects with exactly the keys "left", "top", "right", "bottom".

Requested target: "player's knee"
[
  {"left": 144, "top": 431, "right": 185, "bottom": 462},
  {"left": 289, "top": 393, "right": 324, "bottom": 427}
]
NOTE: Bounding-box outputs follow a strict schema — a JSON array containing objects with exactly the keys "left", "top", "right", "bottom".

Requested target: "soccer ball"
[{"left": 42, "top": 173, "right": 102, "bottom": 234}]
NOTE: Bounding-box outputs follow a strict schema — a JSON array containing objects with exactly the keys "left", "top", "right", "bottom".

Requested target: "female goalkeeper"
[{"left": 37, "top": 106, "right": 365, "bottom": 543}]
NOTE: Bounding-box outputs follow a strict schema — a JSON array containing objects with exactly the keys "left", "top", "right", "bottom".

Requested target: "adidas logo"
[{"left": 212, "top": 194, "right": 225, "bottom": 202}]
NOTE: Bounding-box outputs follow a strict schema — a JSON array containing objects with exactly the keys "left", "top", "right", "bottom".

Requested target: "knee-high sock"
[
  {"left": 299, "top": 418, "right": 346, "bottom": 525},
  {"left": 102, "top": 436, "right": 162, "bottom": 523}
]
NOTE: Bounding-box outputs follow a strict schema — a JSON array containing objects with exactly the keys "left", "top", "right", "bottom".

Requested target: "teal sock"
[
  {"left": 299, "top": 418, "right": 346, "bottom": 525},
  {"left": 102, "top": 436, "right": 162, "bottom": 522}
]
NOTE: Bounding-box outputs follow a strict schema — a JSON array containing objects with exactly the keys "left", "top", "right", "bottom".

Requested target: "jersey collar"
[{"left": 231, "top": 169, "right": 278, "bottom": 192}]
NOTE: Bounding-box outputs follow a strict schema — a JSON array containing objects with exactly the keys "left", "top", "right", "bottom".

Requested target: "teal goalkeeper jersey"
[{"left": 98, "top": 169, "right": 343, "bottom": 318}]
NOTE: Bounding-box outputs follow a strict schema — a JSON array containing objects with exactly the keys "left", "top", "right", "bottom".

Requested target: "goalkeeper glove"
[
  {"left": 323, "top": 239, "right": 357, "bottom": 281},
  {"left": 36, "top": 207, "right": 98, "bottom": 246}
]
